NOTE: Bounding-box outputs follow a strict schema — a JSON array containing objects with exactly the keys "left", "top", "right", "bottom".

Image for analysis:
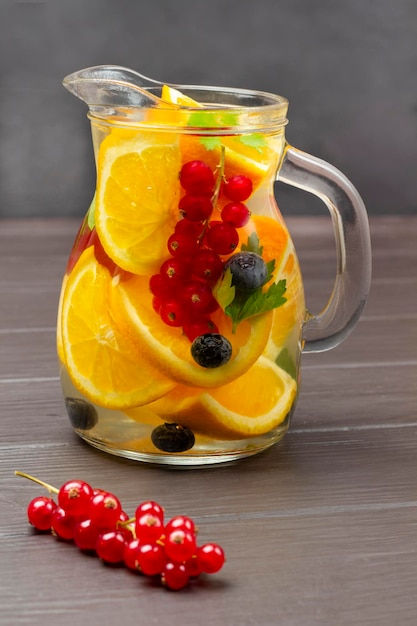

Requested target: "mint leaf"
[
  {"left": 226, "top": 280, "right": 287, "bottom": 331},
  {"left": 213, "top": 268, "right": 235, "bottom": 310},
  {"left": 187, "top": 110, "right": 239, "bottom": 128},
  {"left": 87, "top": 193, "right": 96, "bottom": 230},
  {"left": 265, "top": 259, "right": 276, "bottom": 283},
  {"left": 200, "top": 136, "right": 222, "bottom": 150},
  {"left": 241, "top": 232, "right": 263, "bottom": 256},
  {"left": 276, "top": 347, "right": 297, "bottom": 379},
  {"left": 239, "top": 133, "right": 266, "bottom": 153}
]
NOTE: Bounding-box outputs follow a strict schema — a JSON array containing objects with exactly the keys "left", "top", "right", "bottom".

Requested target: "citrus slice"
[
  {"left": 61, "top": 247, "right": 175, "bottom": 409},
  {"left": 148, "top": 357, "right": 297, "bottom": 439},
  {"left": 160, "top": 85, "right": 278, "bottom": 190},
  {"left": 95, "top": 130, "right": 181, "bottom": 275},
  {"left": 238, "top": 215, "right": 306, "bottom": 359},
  {"left": 113, "top": 273, "right": 273, "bottom": 388},
  {"left": 56, "top": 273, "right": 68, "bottom": 364},
  {"left": 161, "top": 85, "right": 198, "bottom": 107}
]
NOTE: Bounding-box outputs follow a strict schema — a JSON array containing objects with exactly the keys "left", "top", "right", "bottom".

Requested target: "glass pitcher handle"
[{"left": 277, "top": 145, "right": 372, "bottom": 353}]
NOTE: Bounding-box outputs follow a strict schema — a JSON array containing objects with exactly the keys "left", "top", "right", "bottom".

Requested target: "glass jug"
[{"left": 58, "top": 66, "right": 371, "bottom": 465}]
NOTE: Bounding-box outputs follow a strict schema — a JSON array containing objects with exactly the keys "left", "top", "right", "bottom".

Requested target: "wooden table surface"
[{"left": 1, "top": 216, "right": 416, "bottom": 626}]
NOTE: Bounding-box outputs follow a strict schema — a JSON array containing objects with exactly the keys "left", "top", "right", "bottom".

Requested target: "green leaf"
[
  {"left": 226, "top": 280, "right": 287, "bottom": 330},
  {"left": 275, "top": 347, "right": 297, "bottom": 379},
  {"left": 87, "top": 193, "right": 96, "bottom": 230},
  {"left": 239, "top": 133, "right": 266, "bottom": 153},
  {"left": 241, "top": 232, "right": 263, "bottom": 256},
  {"left": 213, "top": 268, "right": 235, "bottom": 311},
  {"left": 187, "top": 110, "right": 240, "bottom": 150},
  {"left": 265, "top": 259, "right": 276, "bottom": 283},
  {"left": 187, "top": 110, "right": 239, "bottom": 128},
  {"left": 200, "top": 136, "right": 222, "bottom": 150}
]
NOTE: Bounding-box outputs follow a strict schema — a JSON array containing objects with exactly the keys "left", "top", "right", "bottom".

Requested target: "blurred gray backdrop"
[{"left": 0, "top": 0, "right": 416, "bottom": 218}]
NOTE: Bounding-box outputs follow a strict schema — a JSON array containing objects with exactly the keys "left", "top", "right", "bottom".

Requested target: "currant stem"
[
  {"left": 117, "top": 517, "right": 137, "bottom": 539},
  {"left": 15, "top": 470, "right": 59, "bottom": 495},
  {"left": 197, "top": 146, "right": 227, "bottom": 246},
  {"left": 211, "top": 145, "right": 226, "bottom": 206}
]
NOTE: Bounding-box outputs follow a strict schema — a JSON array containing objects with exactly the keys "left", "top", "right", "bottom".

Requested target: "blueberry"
[
  {"left": 151, "top": 423, "right": 195, "bottom": 452},
  {"left": 191, "top": 333, "right": 232, "bottom": 368},
  {"left": 65, "top": 397, "right": 98, "bottom": 430},
  {"left": 225, "top": 251, "right": 267, "bottom": 291}
]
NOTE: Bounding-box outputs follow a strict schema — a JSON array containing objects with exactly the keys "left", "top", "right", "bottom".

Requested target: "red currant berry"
[
  {"left": 135, "top": 501, "right": 164, "bottom": 523},
  {"left": 160, "top": 258, "right": 190, "bottom": 285},
  {"left": 162, "top": 561, "right": 190, "bottom": 591},
  {"left": 179, "top": 160, "right": 215, "bottom": 195},
  {"left": 136, "top": 543, "right": 167, "bottom": 576},
  {"left": 74, "top": 518, "right": 102, "bottom": 552},
  {"left": 118, "top": 511, "right": 129, "bottom": 523},
  {"left": 51, "top": 506, "right": 79, "bottom": 541},
  {"left": 135, "top": 512, "right": 164, "bottom": 543},
  {"left": 196, "top": 542, "right": 225, "bottom": 573},
  {"left": 58, "top": 479, "right": 94, "bottom": 517},
  {"left": 179, "top": 195, "right": 213, "bottom": 222},
  {"left": 181, "top": 282, "right": 217, "bottom": 316},
  {"left": 149, "top": 274, "right": 171, "bottom": 299},
  {"left": 90, "top": 229, "right": 119, "bottom": 275},
  {"left": 152, "top": 296, "right": 162, "bottom": 314},
  {"left": 96, "top": 530, "right": 126, "bottom": 564},
  {"left": 123, "top": 538, "right": 142, "bottom": 571},
  {"left": 224, "top": 174, "right": 253, "bottom": 201},
  {"left": 206, "top": 221, "right": 239, "bottom": 255},
  {"left": 167, "top": 232, "right": 199, "bottom": 258},
  {"left": 175, "top": 219, "right": 204, "bottom": 238},
  {"left": 165, "top": 528, "right": 196, "bottom": 563},
  {"left": 160, "top": 300, "right": 186, "bottom": 327},
  {"left": 221, "top": 202, "right": 251, "bottom": 227},
  {"left": 164, "top": 515, "right": 196, "bottom": 536},
  {"left": 88, "top": 491, "right": 122, "bottom": 528},
  {"left": 186, "top": 555, "right": 203, "bottom": 578},
  {"left": 192, "top": 249, "right": 224, "bottom": 284},
  {"left": 27, "top": 496, "right": 57, "bottom": 531},
  {"left": 183, "top": 317, "right": 219, "bottom": 342}
]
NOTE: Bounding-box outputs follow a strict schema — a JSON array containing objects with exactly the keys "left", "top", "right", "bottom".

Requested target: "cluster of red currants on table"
[{"left": 16, "top": 471, "right": 225, "bottom": 591}]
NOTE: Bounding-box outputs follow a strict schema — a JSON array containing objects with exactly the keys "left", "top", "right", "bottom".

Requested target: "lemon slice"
[
  {"left": 149, "top": 356, "right": 297, "bottom": 438},
  {"left": 95, "top": 131, "right": 181, "bottom": 275},
  {"left": 113, "top": 273, "right": 273, "bottom": 388},
  {"left": 61, "top": 247, "right": 175, "bottom": 409},
  {"left": 161, "top": 85, "right": 198, "bottom": 107}
]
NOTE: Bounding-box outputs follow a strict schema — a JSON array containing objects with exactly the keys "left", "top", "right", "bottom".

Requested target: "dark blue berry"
[
  {"left": 191, "top": 333, "right": 232, "bottom": 368},
  {"left": 151, "top": 423, "right": 195, "bottom": 452},
  {"left": 65, "top": 397, "right": 98, "bottom": 430},
  {"left": 224, "top": 251, "right": 267, "bottom": 291}
]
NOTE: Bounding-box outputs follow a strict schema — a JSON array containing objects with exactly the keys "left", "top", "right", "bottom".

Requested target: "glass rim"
[{"left": 87, "top": 83, "right": 289, "bottom": 133}]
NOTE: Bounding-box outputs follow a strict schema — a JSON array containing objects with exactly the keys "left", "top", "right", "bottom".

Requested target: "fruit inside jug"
[{"left": 57, "top": 86, "right": 306, "bottom": 464}]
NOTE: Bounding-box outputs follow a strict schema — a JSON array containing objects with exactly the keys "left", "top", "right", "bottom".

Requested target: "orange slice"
[
  {"left": 95, "top": 130, "right": 181, "bottom": 275},
  {"left": 61, "top": 247, "right": 175, "bottom": 409},
  {"left": 148, "top": 357, "right": 297, "bottom": 439},
  {"left": 56, "top": 273, "right": 68, "bottom": 364},
  {"left": 113, "top": 273, "right": 273, "bottom": 388}
]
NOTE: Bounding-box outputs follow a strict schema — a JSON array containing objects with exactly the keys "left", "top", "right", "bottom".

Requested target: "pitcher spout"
[{"left": 62, "top": 65, "right": 173, "bottom": 115}]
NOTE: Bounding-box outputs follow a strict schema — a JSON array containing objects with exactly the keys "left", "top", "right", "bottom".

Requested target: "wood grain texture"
[{"left": 1, "top": 216, "right": 416, "bottom": 626}]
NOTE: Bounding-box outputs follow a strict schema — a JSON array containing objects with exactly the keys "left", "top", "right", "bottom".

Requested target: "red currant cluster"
[
  {"left": 150, "top": 159, "right": 253, "bottom": 342},
  {"left": 17, "top": 471, "right": 225, "bottom": 591}
]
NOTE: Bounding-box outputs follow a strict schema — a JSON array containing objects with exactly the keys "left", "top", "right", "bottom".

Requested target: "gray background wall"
[{"left": 0, "top": 0, "right": 416, "bottom": 218}]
